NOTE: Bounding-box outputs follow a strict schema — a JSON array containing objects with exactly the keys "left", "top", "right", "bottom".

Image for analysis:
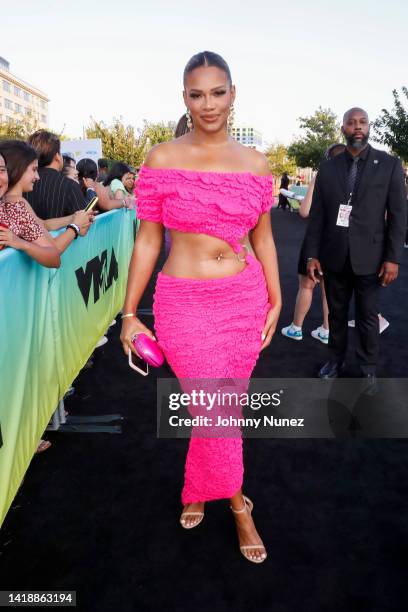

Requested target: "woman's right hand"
[
  {"left": 73, "top": 210, "right": 97, "bottom": 236},
  {"left": 0, "top": 227, "right": 27, "bottom": 251},
  {"left": 120, "top": 316, "right": 156, "bottom": 356}
]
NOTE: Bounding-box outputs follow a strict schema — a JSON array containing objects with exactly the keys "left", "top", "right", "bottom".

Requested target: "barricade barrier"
[{"left": 0, "top": 209, "right": 136, "bottom": 527}]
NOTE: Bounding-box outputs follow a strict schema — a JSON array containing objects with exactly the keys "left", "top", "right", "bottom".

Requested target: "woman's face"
[
  {"left": 19, "top": 159, "right": 40, "bottom": 193},
  {"left": 0, "top": 155, "right": 8, "bottom": 198},
  {"left": 65, "top": 160, "right": 79, "bottom": 182},
  {"left": 183, "top": 65, "right": 235, "bottom": 134},
  {"left": 122, "top": 172, "right": 135, "bottom": 192}
]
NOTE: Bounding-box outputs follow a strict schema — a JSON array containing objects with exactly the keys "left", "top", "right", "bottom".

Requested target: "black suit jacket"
[{"left": 304, "top": 146, "right": 407, "bottom": 274}]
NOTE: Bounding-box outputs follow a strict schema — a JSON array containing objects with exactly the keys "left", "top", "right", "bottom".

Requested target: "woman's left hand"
[
  {"left": 260, "top": 303, "right": 281, "bottom": 350},
  {"left": 0, "top": 227, "right": 27, "bottom": 251}
]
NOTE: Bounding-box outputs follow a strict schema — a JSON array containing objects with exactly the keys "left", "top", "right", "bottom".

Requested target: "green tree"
[
  {"left": 288, "top": 107, "right": 342, "bottom": 170},
  {"left": 372, "top": 87, "right": 408, "bottom": 162},
  {"left": 85, "top": 118, "right": 175, "bottom": 167},
  {"left": 264, "top": 143, "right": 297, "bottom": 178},
  {"left": 85, "top": 117, "right": 145, "bottom": 167},
  {"left": 142, "top": 120, "right": 176, "bottom": 149},
  {"left": 0, "top": 110, "right": 40, "bottom": 140}
]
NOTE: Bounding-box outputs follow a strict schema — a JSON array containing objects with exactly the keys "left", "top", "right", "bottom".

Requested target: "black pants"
[
  {"left": 278, "top": 194, "right": 288, "bottom": 210},
  {"left": 324, "top": 255, "right": 380, "bottom": 374}
]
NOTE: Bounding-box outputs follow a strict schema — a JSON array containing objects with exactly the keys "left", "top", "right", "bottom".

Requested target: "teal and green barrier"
[{"left": 0, "top": 209, "right": 136, "bottom": 528}]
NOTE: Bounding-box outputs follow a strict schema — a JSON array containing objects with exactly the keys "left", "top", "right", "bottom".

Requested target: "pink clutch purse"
[{"left": 128, "top": 333, "right": 164, "bottom": 376}]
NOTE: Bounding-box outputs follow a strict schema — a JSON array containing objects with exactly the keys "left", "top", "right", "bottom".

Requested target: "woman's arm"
[
  {"left": 123, "top": 221, "right": 163, "bottom": 312},
  {"left": 44, "top": 214, "right": 76, "bottom": 230},
  {"left": 120, "top": 220, "right": 163, "bottom": 354},
  {"left": 250, "top": 212, "right": 282, "bottom": 349},
  {"left": 24, "top": 200, "right": 93, "bottom": 254},
  {"left": 251, "top": 213, "right": 282, "bottom": 309},
  {"left": 0, "top": 227, "right": 60, "bottom": 268},
  {"left": 298, "top": 176, "right": 316, "bottom": 218},
  {"left": 86, "top": 180, "right": 126, "bottom": 211},
  {"left": 113, "top": 186, "right": 127, "bottom": 200}
]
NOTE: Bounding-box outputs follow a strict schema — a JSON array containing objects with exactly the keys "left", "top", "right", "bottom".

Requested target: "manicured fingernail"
[{"left": 261, "top": 334, "right": 266, "bottom": 341}]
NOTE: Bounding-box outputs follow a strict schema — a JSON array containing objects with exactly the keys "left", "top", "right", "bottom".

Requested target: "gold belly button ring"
[{"left": 216, "top": 253, "right": 224, "bottom": 262}]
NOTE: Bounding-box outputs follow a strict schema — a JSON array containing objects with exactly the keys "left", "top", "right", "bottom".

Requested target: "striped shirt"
[{"left": 26, "top": 167, "right": 86, "bottom": 219}]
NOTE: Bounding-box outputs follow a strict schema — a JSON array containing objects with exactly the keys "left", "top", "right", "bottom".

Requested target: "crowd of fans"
[
  {"left": 0, "top": 130, "right": 137, "bottom": 266},
  {"left": 0, "top": 130, "right": 138, "bottom": 453}
]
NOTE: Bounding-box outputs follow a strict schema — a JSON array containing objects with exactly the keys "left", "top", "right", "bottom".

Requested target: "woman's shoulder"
[
  {"left": 0, "top": 197, "right": 44, "bottom": 234},
  {"left": 2, "top": 196, "right": 31, "bottom": 210},
  {"left": 18, "top": 196, "right": 40, "bottom": 217},
  {"left": 240, "top": 146, "right": 271, "bottom": 177},
  {"left": 144, "top": 141, "right": 181, "bottom": 169}
]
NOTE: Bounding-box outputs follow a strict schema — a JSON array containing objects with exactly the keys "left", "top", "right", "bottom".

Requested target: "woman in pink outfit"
[{"left": 120, "top": 51, "right": 281, "bottom": 563}]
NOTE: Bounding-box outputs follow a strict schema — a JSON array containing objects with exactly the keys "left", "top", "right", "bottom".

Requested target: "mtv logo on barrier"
[{"left": 75, "top": 248, "right": 118, "bottom": 307}]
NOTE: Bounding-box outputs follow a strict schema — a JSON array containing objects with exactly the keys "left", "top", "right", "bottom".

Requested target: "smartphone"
[
  {"left": 84, "top": 196, "right": 98, "bottom": 212},
  {"left": 128, "top": 348, "right": 149, "bottom": 376},
  {"left": 0, "top": 222, "right": 8, "bottom": 251}
]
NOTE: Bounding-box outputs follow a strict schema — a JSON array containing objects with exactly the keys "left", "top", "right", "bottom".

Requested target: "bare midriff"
[{"left": 161, "top": 229, "right": 254, "bottom": 279}]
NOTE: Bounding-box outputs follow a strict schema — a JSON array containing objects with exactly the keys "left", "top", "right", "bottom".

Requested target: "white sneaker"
[
  {"left": 95, "top": 335, "right": 108, "bottom": 348},
  {"left": 311, "top": 326, "right": 329, "bottom": 345},
  {"left": 281, "top": 323, "right": 303, "bottom": 340}
]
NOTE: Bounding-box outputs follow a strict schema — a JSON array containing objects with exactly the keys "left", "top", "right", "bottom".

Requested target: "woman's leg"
[
  {"left": 230, "top": 489, "right": 267, "bottom": 562},
  {"left": 293, "top": 274, "right": 315, "bottom": 327},
  {"left": 154, "top": 259, "right": 269, "bottom": 546}
]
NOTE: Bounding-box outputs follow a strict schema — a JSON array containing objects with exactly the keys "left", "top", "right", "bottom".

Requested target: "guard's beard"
[{"left": 346, "top": 130, "right": 370, "bottom": 150}]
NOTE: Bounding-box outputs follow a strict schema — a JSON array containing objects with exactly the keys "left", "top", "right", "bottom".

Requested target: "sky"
[{"left": 2, "top": 0, "right": 407, "bottom": 148}]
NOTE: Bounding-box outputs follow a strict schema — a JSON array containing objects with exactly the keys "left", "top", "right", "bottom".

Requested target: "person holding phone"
[
  {"left": 0, "top": 147, "right": 59, "bottom": 266},
  {"left": 76, "top": 158, "right": 133, "bottom": 211},
  {"left": 120, "top": 51, "right": 281, "bottom": 564},
  {"left": 0, "top": 141, "right": 94, "bottom": 261}
]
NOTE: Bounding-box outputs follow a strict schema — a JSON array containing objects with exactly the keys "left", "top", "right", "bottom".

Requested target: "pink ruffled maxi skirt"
[{"left": 153, "top": 254, "right": 270, "bottom": 504}]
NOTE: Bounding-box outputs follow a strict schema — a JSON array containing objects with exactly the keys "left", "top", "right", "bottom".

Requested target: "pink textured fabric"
[
  {"left": 137, "top": 166, "right": 274, "bottom": 504},
  {"left": 154, "top": 255, "right": 270, "bottom": 503},
  {"left": 136, "top": 166, "right": 274, "bottom": 252}
]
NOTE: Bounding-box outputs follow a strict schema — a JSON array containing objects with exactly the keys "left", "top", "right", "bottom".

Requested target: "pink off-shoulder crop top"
[{"left": 135, "top": 166, "right": 274, "bottom": 253}]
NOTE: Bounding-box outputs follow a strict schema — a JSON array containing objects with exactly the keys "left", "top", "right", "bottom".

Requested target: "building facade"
[
  {"left": 230, "top": 125, "right": 263, "bottom": 150},
  {"left": 0, "top": 56, "right": 49, "bottom": 128}
]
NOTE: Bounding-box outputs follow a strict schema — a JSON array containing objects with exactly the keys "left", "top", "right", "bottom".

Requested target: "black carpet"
[{"left": 1, "top": 209, "right": 408, "bottom": 612}]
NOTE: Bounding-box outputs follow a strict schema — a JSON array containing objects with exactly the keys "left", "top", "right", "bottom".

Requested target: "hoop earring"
[
  {"left": 227, "top": 104, "right": 235, "bottom": 132},
  {"left": 185, "top": 108, "right": 193, "bottom": 130}
]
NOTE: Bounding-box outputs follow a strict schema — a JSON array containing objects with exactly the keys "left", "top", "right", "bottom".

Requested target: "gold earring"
[
  {"left": 227, "top": 104, "right": 235, "bottom": 132},
  {"left": 185, "top": 108, "right": 193, "bottom": 130}
]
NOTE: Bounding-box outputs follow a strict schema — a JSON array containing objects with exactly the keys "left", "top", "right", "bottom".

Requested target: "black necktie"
[{"left": 347, "top": 158, "right": 359, "bottom": 197}]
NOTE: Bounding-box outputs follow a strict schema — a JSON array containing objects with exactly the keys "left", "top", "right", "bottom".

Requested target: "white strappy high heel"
[
  {"left": 230, "top": 495, "right": 267, "bottom": 564},
  {"left": 180, "top": 505, "right": 204, "bottom": 529}
]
